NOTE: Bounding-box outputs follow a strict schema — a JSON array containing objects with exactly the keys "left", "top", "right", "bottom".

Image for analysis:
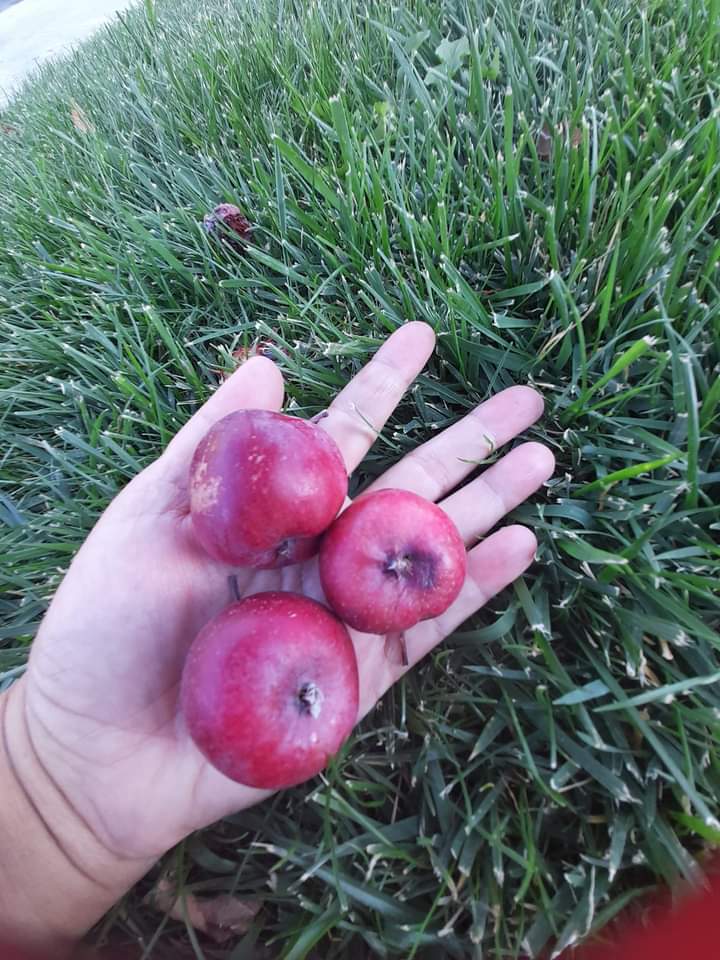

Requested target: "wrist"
[{"left": 0, "top": 681, "right": 153, "bottom": 953}]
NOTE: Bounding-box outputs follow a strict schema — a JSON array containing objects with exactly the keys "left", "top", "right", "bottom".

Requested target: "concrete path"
[{"left": 0, "top": 0, "right": 137, "bottom": 106}]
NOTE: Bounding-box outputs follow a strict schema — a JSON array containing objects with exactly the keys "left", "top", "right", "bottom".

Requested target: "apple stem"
[
  {"left": 228, "top": 574, "right": 241, "bottom": 602},
  {"left": 387, "top": 631, "right": 409, "bottom": 666},
  {"left": 399, "top": 633, "right": 408, "bottom": 667},
  {"left": 275, "top": 540, "right": 291, "bottom": 561},
  {"left": 298, "top": 682, "right": 324, "bottom": 718}
]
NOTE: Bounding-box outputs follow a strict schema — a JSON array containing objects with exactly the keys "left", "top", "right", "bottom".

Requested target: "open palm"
[{"left": 9, "top": 323, "right": 553, "bottom": 865}]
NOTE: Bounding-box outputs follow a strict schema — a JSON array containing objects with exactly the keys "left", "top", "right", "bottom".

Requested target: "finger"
[
  {"left": 369, "top": 385, "right": 544, "bottom": 501},
  {"left": 401, "top": 525, "right": 537, "bottom": 671},
  {"left": 443, "top": 442, "right": 555, "bottom": 542},
  {"left": 318, "top": 322, "right": 436, "bottom": 471},
  {"left": 161, "top": 356, "right": 285, "bottom": 474}
]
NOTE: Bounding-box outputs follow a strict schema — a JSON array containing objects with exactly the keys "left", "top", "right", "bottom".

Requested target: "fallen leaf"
[
  {"left": 537, "top": 122, "right": 582, "bottom": 158},
  {"left": 435, "top": 35, "right": 470, "bottom": 76},
  {"left": 536, "top": 123, "right": 553, "bottom": 159},
  {"left": 215, "top": 340, "right": 274, "bottom": 381},
  {"left": 148, "top": 873, "right": 261, "bottom": 943},
  {"left": 402, "top": 29, "right": 431, "bottom": 54},
  {"left": 202, "top": 894, "right": 261, "bottom": 936},
  {"left": 232, "top": 339, "right": 273, "bottom": 364},
  {"left": 70, "top": 101, "right": 94, "bottom": 134},
  {"left": 630, "top": 709, "right": 650, "bottom": 751},
  {"left": 640, "top": 658, "right": 661, "bottom": 688}
]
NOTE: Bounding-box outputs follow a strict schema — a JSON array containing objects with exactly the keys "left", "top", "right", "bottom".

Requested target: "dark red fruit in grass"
[
  {"left": 180, "top": 592, "right": 359, "bottom": 789},
  {"left": 319, "top": 488, "right": 467, "bottom": 634},
  {"left": 202, "top": 203, "right": 252, "bottom": 248},
  {"left": 189, "top": 409, "right": 347, "bottom": 568}
]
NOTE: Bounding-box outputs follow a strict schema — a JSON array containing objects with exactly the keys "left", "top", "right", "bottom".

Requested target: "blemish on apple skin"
[{"left": 191, "top": 475, "right": 221, "bottom": 512}]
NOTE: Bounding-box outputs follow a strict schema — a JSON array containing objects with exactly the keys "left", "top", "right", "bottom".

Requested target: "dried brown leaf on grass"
[
  {"left": 232, "top": 339, "right": 274, "bottom": 364},
  {"left": 147, "top": 873, "right": 262, "bottom": 943},
  {"left": 536, "top": 121, "right": 583, "bottom": 158},
  {"left": 214, "top": 340, "right": 275, "bottom": 381},
  {"left": 537, "top": 123, "right": 553, "bottom": 159},
  {"left": 70, "top": 102, "right": 94, "bottom": 134}
]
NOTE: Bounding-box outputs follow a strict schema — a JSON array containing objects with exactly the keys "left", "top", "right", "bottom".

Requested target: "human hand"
[{"left": 1, "top": 323, "right": 553, "bottom": 942}]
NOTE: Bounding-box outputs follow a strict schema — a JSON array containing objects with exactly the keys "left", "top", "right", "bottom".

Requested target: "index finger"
[
  {"left": 318, "top": 322, "right": 436, "bottom": 472},
  {"left": 161, "top": 355, "right": 285, "bottom": 478}
]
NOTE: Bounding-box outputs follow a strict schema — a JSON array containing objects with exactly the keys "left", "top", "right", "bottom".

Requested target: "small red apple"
[
  {"left": 181, "top": 592, "right": 359, "bottom": 789},
  {"left": 189, "top": 409, "right": 347, "bottom": 568},
  {"left": 319, "top": 488, "right": 466, "bottom": 634}
]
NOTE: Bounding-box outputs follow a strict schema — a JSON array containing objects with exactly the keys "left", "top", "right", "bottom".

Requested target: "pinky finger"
[{"left": 403, "top": 525, "right": 538, "bottom": 670}]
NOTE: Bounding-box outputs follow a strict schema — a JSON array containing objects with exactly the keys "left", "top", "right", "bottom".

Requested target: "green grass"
[{"left": 1, "top": 0, "right": 720, "bottom": 955}]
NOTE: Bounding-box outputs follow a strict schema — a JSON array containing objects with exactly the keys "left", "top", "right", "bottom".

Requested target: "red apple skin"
[
  {"left": 319, "top": 488, "right": 467, "bottom": 634},
  {"left": 180, "top": 592, "right": 359, "bottom": 789},
  {"left": 189, "top": 409, "right": 347, "bottom": 568}
]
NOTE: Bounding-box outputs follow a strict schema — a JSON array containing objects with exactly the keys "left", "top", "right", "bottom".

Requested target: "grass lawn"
[{"left": 1, "top": 0, "right": 719, "bottom": 955}]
